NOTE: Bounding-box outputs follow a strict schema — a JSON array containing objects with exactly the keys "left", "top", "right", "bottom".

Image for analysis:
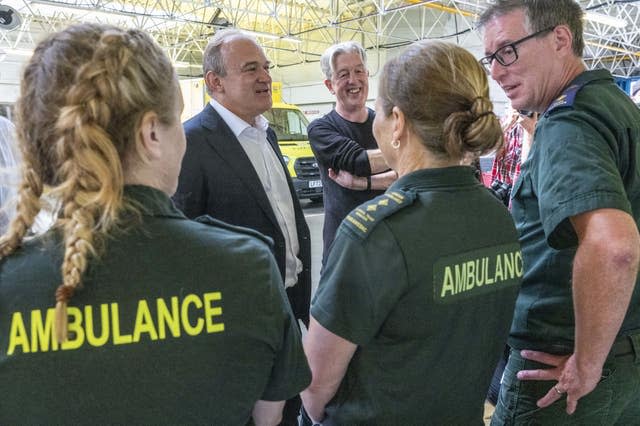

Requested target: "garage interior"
[{"left": 1, "top": 0, "right": 639, "bottom": 119}]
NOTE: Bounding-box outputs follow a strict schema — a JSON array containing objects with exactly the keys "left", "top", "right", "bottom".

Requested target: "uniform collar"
[
  {"left": 544, "top": 69, "right": 612, "bottom": 115},
  {"left": 568, "top": 69, "right": 612, "bottom": 87},
  {"left": 389, "top": 166, "right": 479, "bottom": 192},
  {"left": 123, "top": 185, "right": 187, "bottom": 219}
]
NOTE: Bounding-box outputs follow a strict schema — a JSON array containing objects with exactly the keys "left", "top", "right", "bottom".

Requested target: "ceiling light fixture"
[
  {"left": 281, "top": 36, "right": 302, "bottom": 44},
  {"left": 2, "top": 47, "right": 33, "bottom": 56},
  {"left": 28, "top": 0, "right": 205, "bottom": 31},
  {"left": 584, "top": 11, "right": 627, "bottom": 29},
  {"left": 240, "top": 29, "right": 301, "bottom": 43},
  {"left": 383, "top": 1, "right": 427, "bottom": 14},
  {"left": 241, "top": 29, "right": 279, "bottom": 40},
  {"left": 27, "top": 1, "right": 142, "bottom": 27}
]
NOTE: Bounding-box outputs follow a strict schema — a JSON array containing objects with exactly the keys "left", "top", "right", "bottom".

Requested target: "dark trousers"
[
  {"left": 487, "top": 346, "right": 510, "bottom": 406},
  {"left": 280, "top": 395, "right": 301, "bottom": 426},
  {"left": 491, "top": 335, "right": 640, "bottom": 425}
]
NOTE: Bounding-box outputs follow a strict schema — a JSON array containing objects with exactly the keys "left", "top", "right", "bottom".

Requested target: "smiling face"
[
  {"left": 483, "top": 9, "right": 557, "bottom": 112},
  {"left": 209, "top": 37, "right": 272, "bottom": 124},
  {"left": 326, "top": 51, "right": 369, "bottom": 116}
]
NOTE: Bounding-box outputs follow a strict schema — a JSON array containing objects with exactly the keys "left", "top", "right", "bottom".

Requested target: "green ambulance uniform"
[
  {"left": 492, "top": 70, "right": 640, "bottom": 425},
  {"left": 0, "top": 185, "right": 311, "bottom": 424},
  {"left": 312, "top": 166, "right": 522, "bottom": 425}
]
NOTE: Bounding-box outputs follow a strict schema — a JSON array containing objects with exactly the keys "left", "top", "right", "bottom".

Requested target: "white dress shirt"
[{"left": 210, "top": 99, "right": 303, "bottom": 287}]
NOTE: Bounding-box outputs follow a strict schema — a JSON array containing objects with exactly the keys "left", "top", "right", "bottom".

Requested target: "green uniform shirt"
[
  {"left": 509, "top": 69, "right": 640, "bottom": 352},
  {"left": 312, "top": 167, "right": 521, "bottom": 425},
  {"left": 0, "top": 185, "right": 310, "bottom": 424}
]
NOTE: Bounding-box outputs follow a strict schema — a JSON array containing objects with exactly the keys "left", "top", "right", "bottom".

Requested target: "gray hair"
[
  {"left": 477, "top": 0, "right": 584, "bottom": 57},
  {"left": 203, "top": 29, "right": 260, "bottom": 77},
  {"left": 320, "top": 41, "right": 367, "bottom": 80}
]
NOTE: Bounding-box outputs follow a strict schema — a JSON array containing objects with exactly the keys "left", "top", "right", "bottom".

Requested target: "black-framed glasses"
[{"left": 480, "top": 26, "right": 555, "bottom": 73}]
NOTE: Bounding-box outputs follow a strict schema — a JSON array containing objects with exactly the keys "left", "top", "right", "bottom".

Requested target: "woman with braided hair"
[
  {"left": 0, "top": 23, "right": 309, "bottom": 424},
  {"left": 301, "top": 40, "right": 522, "bottom": 425}
]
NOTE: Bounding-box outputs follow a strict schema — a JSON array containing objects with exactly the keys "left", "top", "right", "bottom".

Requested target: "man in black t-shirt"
[{"left": 308, "top": 41, "right": 397, "bottom": 264}]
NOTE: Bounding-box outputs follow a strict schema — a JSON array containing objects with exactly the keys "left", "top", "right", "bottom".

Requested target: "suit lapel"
[{"left": 200, "top": 104, "right": 280, "bottom": 230}]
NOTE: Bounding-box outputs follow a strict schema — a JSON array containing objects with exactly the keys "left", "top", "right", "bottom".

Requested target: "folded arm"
[
  {"left": 328, "top": 168, "right": 397, "bottom": 191},
  {"left": 309, "top": 121, "right": 388, "bottom": 177}
]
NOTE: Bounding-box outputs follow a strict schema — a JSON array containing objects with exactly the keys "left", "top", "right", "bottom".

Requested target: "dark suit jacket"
[{"left": 174, "top": 104, "right": 311, "bottom": 325}]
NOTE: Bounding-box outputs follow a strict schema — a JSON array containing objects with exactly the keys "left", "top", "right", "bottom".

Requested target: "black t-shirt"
[{"left": 308, "top": 109, "right": 384, "bottom": 263}]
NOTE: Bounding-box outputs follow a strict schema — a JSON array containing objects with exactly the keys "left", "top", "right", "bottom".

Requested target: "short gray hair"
[
  {"left": 203, "top": 29, "right": 260, "bottom": 77},
  {"left": 320, "top": 41, "right": 367, "bottom": 80},
  {"left": 477, "top": 0, "right": 584, "bottom": 57}
]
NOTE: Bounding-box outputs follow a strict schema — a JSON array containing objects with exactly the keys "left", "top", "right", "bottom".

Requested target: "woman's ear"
[
  {"left": 391, "top": 106, "right": 406, "bottom": 143},
  {"left": 138, "top": 111, "right": 162, "bottom": 161}
]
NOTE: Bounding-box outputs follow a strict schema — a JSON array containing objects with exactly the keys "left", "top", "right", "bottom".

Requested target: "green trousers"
[{"left": 491, "top": 334, "right": 640, "bottom": 426}]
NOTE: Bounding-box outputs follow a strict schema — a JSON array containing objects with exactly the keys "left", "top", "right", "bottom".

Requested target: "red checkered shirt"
[{"left": 491, "top": 123, "right": 524, "bottom": 188}]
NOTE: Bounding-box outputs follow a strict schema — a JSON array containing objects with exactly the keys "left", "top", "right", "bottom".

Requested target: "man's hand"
[
  {"left": 328, "top": 168, "right": 365, "bottom": 190},
  {"left": 517, "top": 350, "right": 602, "bottom": 415}
]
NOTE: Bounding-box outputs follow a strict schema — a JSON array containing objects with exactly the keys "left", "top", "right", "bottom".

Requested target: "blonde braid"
[
  {"left": 0, "top": 166, "right": 43, "bottom": 257},
  {"left": 51, "top": 30, "right": 149, "bottom": 342},
  {"left": 54, "top": 199, "right": 97, "bottom": 342},
  {"left": 0, "top": 32, "right": 51, "bottom": 257},
  {"left": 7, "top": 24, "right": 178, "bottom": 342}
]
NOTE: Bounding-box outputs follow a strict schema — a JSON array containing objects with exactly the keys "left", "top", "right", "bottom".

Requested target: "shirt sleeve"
[
  {"left": 534, "top": 115, "right": 632, "bottom": 249},
  {"left": 310, "top": 222, "right": 409, "bottom": 345},
  {"left": 261, "top": 259, "right": 312, "bottom": 401},
  {"left": 308, "top": 118, "right": 372, "bottom": 177}
]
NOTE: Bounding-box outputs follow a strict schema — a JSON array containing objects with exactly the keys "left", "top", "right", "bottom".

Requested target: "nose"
[
  {"left": 258, "top": 67, "right": 271, "bottom": 83},
  {"left": 490, "top": 59, "right": 507, "bottom": 81}
]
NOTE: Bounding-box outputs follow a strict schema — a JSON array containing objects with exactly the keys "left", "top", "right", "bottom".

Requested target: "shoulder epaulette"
[
  {"left": 194, "top": 214, "right": 274, "bottom": 248},
  {"left": 545, "top": 82, "right": 587, "bottom": 115},
  {"left": 342, "top": 190, "right": 416, "bottom": 239}
]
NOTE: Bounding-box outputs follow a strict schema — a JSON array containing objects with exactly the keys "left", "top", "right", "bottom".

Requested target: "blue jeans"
[{"left": 490, "top": 335, "right": 640, "bottom": 426}]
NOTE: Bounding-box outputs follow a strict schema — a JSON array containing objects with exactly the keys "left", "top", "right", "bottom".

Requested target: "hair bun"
[
  {"left": 471, "top": 96, "right": 493, "bottom": 119},
  {"left": 474, "top": 110, "right": 495, "bottom": 121}
]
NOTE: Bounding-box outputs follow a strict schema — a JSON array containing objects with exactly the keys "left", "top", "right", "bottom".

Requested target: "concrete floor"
[{"left": 300, "top": 199, "right": 324, "bottom": 295}]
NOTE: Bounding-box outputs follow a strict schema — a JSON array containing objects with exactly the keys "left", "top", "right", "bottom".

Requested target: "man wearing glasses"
[{"left": 479, "top": 1, "right": 640, "bottom": 424}]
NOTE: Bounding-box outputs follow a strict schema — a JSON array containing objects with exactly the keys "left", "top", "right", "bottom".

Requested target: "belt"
[{"left": 611, "top": 335, "right": 634, "bottom": 357}]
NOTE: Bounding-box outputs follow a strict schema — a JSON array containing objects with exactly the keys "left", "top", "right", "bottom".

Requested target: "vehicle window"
[{"left": 264, "top": 108, "right": 309, "bottom": 141}]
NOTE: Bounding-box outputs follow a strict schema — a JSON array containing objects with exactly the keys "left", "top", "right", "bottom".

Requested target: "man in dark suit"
[{"left": 174, "top": 30, "right": 311, "bottom": 425}]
